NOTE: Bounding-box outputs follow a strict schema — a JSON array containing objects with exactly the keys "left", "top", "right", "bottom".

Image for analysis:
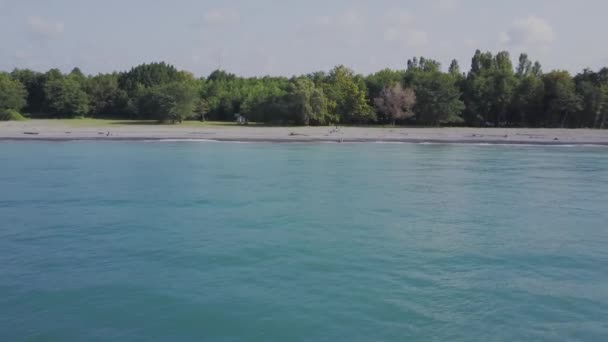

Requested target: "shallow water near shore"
[{"left": 1, "top": 141, "right": 607, "bottom": 341}]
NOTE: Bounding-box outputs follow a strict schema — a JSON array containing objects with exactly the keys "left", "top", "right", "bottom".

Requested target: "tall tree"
[
  {"left": 516, "top": 53, "right": 533, "bottom": 77},
  {"left": 573, "top": 68, "right": 608, "bottom": 128},
  {"left": 598, "top": 85, "right": 608, "bottom": 129},
  {"left": 10, "top": 69, "right": 46, "bottom": 114},
  {"left": 543, "top": 71, "right": 582, "bottom": 127},
  {"left": 374, "top": 84, "right": 416, "bottom": 125},
  {"left": 510, "top": 56, "right": 545, "bottom": 126},
  {"left": 449, "top": 59, "right": 462, "bottom": 77},
  {"left": 0, "top": 72, "right": 27, "bottom": 113},
  {"left": 286, "top": 78, "right": 334, "bottom": 125},
  {"left": 68, "top": 67, "right": 87, "bottom": 86},
  {"left": 137, "top": 81, "right": 198, "bottom": 123},
  {"left": 490, "top": 51, "right": 517, "bottom": 126},
  {"left": 510, "top": 73, "right": 545, "bottom": 126},
  {"left": 463, "top": 51, "right": 517, "bottom": 126},
  {"left": 118, "top": 62, "right": 180, "bottom": 96},
  {"left": 365, "top": 68, "right": 406, "bottom": 102},
  {"left": 406, "top": 57, "right": 464, "bottom": 125},
  {"left": 194, "top": 98, "right": 210, "bottom": 122},
  {"left": 86, "top": 73, "right": 132, "bottom": 117},
  {"left": 324, "top": 66, "right": 374, "bottom": 123},
  {"left": 44, "top": 76, "right": 90, "bottom": 117}
]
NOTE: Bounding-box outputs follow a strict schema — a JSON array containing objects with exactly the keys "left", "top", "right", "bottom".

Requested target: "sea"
[{"left": 1, "top": 141, "right": 607, "bottom": 341}]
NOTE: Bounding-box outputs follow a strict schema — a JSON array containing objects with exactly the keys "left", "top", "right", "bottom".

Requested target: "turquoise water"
[{"left": 1, "top": 141, "right": 607, "bottom": 341}]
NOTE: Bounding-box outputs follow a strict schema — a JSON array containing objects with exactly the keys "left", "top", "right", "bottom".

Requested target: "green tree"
[
  {"left": 509, "top": 55, "right": 545, "bottom": 126},
  {"left": 463, "top": 51, "right": 517, "bottom": 126},
  {"left": 573, "top": 68, "right": 608, "bottom": 128},
  {"left": 137, "top": 81, "right": 198, "bottom": 123},
  {"left": 2, "top": 49, "right": 607, "bottom": 128},
  {"left": 324, "top": 65, "right": 374, "bottom": 123},
  {"left": 490, "top": 51, "right": 517, "bottom": 126},
  {"left": 44, "top": 76, "right": 90, "bottom": 117},
  {"left": 449, "top": 59, "right": 462, "bottom": 77},
  {"left": 239, "top": 77, "right": 288, "bottom": 123},
  {"left": 195, "top": 99, "right": 210, "bottom": 121},
  {"left": 543, "top": 71, "right": 582, "bottom": 127},
  {"left": 86, "top": 73, "right": 132, "bottom": 117},
  {"left": 406, "top": 57, "right": 464, "bottom": 126},
  {"left": 286, "top": 78, "right": 335, "bottom": 125},
  {"left": 516, "top": 53, "right": 533, "bottom": 77},
  {"left": 0, "top": 72, "right": 27, "bottom": 113},
  {"left": 598, "top": 85, "right": 608, "bottom": 129},
  {"left": 68, "top": 67, "right": 87, "bottom": 86},
  {"left": 414, "top": 72, "right": 464, "bottom": 125},
  {"left": 10, "top": 69, "right": 46, "bottom": 114},
  {"left": 365, "top": 68, "right": 406, "bottom": 102},
  {"left": 203, "top": 70, "right": 245, "bottom": 121},
  {"left": 531, "top": 61, "right": 543, "bottom": 77},
  {"left": 118, "top": 62, "right": 180, "bottom": 96},
  {"left": 510, "top": 73, "right": 545, "bottom": 126}
]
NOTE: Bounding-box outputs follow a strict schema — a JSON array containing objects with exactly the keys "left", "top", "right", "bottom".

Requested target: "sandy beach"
[{"left": 1, "top": 120, "right": 607, "bottom": 145}]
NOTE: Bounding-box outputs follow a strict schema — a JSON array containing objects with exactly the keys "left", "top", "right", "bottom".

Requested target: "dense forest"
[{"left": 1, "top": 50, "right": 607, "bottom": 128}]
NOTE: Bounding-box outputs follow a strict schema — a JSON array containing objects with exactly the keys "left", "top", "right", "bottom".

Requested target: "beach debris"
[
  {"left": 516, "top": 133, "right": 544, "bottom": 139},
  {"left": 235, "top": 114, "right": 247, "bottom": 124},
  {"left": 504, "top": 134, "right": 508, "bottom": 138},
  {"left": 554, "top": 137, "right": 559, "bottom": 141},
  {"left": 23, "top": 132, "right": 39, "bottom": 135}
]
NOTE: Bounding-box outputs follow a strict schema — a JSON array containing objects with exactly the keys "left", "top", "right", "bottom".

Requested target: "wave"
[{"left": 148, "top": 139, "right": 257, "bottom": 144}]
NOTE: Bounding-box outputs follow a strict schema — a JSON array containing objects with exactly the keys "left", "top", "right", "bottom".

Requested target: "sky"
[{"left": 1, "top": 0, "right": 607, "bottom": 77}]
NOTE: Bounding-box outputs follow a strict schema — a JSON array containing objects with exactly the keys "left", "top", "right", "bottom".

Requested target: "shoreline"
[
  {"left": 1, "top": 120, "right": 608, "bottom": 146},
  {"left": 2, "top": 136, "right": 608, "bottom": 146}
]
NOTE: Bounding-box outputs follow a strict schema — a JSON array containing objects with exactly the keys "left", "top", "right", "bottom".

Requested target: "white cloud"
[
  {"left": 383, "top": 9, "right": 427, "bottom": 47},
  {"left": 27, "top": 16, "right": 64, "bottom": 39},
  {"left": 308, "top": 7, "right": 368, "bottom": 47},
  {"left": 315, "top": 7, "right": 366, "bottom": 29},
  {"left": 435, "top": 0, "right": 459, "bottom": 11},
  {"left": 383, "top": 27, "right": 400, "bottom": 42},
  {"left": 203, "top": 8, "right": 240, "bottom": 26},
  {"left": 404, "top": 29, "right": 429, "bottom": 47},
  {"left": 386, "top": 9, "right": 414, "bottom": 27},
  {"left": 498, "top": 32, "right": 509, "bottom": 45},
  {"left": 501, "top": 15, "right": 555, "bottom": 46},
  {"left": 315, "top": 16, "right": 331, "bottom": 26},
  {"left": 384, "top": 27, "right": 429, "bottom": 47},
  {"left": 336, "top": 8, "right": 363, "bottom": 27},
  {"left": 14, "top": 49, "right": 32, "bottom": 61},
  {"left": 464, "top": 38, "right": 477, "bottom": 48}
]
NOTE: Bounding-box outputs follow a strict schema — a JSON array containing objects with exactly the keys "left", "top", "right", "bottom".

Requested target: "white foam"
[
  {"left": 126, "top": 139, "right": 608, "bottom": 147},
  {"left": 151, "top": 139, "right": 257, "bottom": 144},
  {"left": 372, "top": 141, "right": 408, "bottom": 144}
]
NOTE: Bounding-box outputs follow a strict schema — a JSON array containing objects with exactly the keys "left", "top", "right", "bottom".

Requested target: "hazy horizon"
[{"left": 1, "top": 0, "right": 608, "bottom": 77}]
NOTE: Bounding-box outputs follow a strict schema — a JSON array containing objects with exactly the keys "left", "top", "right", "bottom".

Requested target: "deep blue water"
[{"left": 1, "top": 141, "right": 607, "bottom": 341}]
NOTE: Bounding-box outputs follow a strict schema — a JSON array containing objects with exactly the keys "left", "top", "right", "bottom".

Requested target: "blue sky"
[{"left": 1, "top": 0, "right": 607, "bottom": 76}]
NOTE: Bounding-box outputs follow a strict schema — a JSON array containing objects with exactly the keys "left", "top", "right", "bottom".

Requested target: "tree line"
[{"left": 1, "top": 50, "right": 607, "bottom": 128}]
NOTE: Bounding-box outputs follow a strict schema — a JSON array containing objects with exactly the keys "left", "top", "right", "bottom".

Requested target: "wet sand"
[{"left": 1, "top": 120, "right": 607, "bottom": 145}]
